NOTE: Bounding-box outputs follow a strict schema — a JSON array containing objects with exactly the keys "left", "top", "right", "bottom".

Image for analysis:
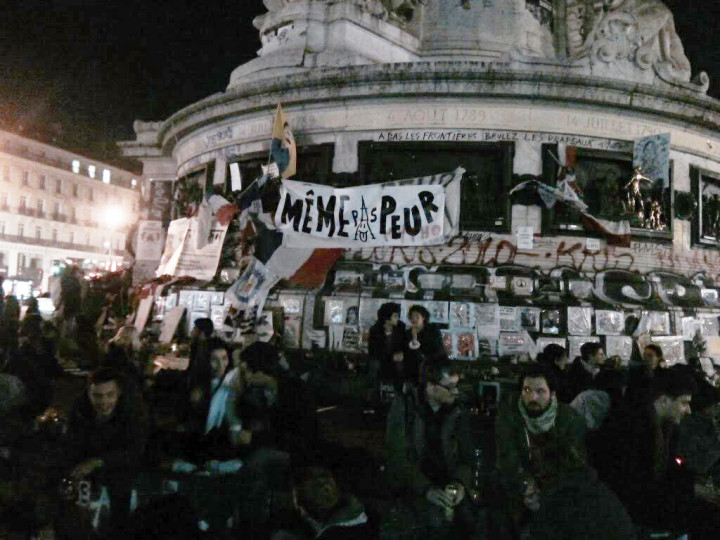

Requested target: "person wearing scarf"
[{"left": 491, "top": 364, "right": 586, "bottom": 539}]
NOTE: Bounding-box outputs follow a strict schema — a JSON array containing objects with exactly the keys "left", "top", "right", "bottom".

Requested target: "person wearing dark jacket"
[
  {"left": 385, "top": 362, "right": 481, "bottom": 536},
  {"left": 565, "top": 342, "right": 605, "bottom": 401},
  {"left": 368, "top": 302, "right": 406, "bottom": 392},
  {"left": 271, "top": 466, "right": 371, "bottom": 540},
  {"left": 66, "top": 367, "right": 149, "bottom": 536},
  {"left": 596, "top": 366, "right": 720, "bottom": 539},
  {"left": 404, "top": 305, "right": 446, "bottom": 385},
  {"left": 519, "top": 437, "right": 635, "bottom": 540},
  {"left": 537, "top": 344, "right": 570, "bottom": 403}
]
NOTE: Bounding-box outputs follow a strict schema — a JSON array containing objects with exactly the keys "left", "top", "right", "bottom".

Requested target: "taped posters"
[
  {"left": 278, "top": 168, "right": 464, "bottom": 248},
  {"left": 155, "top": 217, "right": 229, "bottom": 280},
  {"left": 136, "top": 220, "right": 165, "bottom": 261},
  {"left": 225, "top": 258, "right": 280, "bottom": 318}
]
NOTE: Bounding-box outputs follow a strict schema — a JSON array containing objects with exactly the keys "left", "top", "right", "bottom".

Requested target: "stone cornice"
[{"left": 158, "top": 62, "right": 720, "bottom": 154}]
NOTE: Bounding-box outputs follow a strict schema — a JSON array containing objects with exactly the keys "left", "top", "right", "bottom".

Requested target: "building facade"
[
  {"left": 0, "top": 129, "right": 140, "bottom": 292},
  {"left": 120, "top": 1, "right": 720, "bottom": 361}
]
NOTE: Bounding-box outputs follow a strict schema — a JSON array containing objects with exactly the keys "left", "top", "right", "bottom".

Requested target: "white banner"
[
  {"left": 277, "top": 168, "right": 464, "bottom": 248},
  {"left": 156, "top": 217, "right": 228, "bottom": 280}
]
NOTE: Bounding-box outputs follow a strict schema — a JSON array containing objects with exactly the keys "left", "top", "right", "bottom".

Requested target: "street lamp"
[{"left": 104, "top": 205, "right": 126, "bottom": 272}]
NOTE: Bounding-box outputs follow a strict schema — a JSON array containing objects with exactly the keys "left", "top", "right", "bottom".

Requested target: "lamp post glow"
[{"left": 104, "top": 205, "right": 126, "bottom": 271}]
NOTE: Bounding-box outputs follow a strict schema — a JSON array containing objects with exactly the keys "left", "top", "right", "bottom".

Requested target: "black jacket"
[
  {"left": 66, "top": 387, "right": 149, "bottom": 474},
  {"left": 368, "top": 321, "right": 406, "bottom": 385},
  {"left": 404, "top": 324, "right": 446, "bottom": 383},
  {"left": 522, "top": 467, "right": 636, "bottom": 540},
  {"left": 565, "top": 358, "right": 594, "bottom": 402}
]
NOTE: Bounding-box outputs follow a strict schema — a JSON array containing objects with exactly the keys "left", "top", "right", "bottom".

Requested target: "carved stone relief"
[{"left": 565, "top": 0, "right": 692, "bottom": 84}]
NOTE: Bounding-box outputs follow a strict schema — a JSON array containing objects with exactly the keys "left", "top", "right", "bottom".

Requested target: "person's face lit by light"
[{"left": 521, "top": 376, "right": 553, "bottom": 417}]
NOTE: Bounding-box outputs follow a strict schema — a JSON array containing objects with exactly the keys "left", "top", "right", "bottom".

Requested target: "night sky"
[{"left": 0, "top": 0, "right": 717, "bottom": 170}]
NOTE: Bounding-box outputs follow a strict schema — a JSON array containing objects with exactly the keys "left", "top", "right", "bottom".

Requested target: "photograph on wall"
[
  {"left": 479, "top": 337, "right": 498, "bottom": 357},
  {"left": 345, "top": 306, "right": 359, "bottom": 326},
  {"left": 605, "top": 336, "right": 633, "bottom": 366},
  {"left": 401, "top": 300, "right": 449, "bottom": 325},
  {"left": 283, "top": 317, "right": 302, "bottom": 348},
  {"left": 194, "top": 293, "right": 210, "bottom": 313},
  {"left": 450, "top": 301, "right": 476, "bottom": 328},
  {"left": 341, "top": 327, "right": 362, "bottom": 352},
  {"left": 279, "top": 295, "right": 302, "bottom": 315},
  {"left": 455, "top": 331, "right": 478, "bottom": 360},
  {"left": 476, "top": 303, "right": 499, "bottom": 326},
  {"left": 178, "top": 290, "right": 196, "bottom": 309},
  {"left": 519, "top": 307, "right": 541, "bottom": 332},
  {"left": 699, "top": 315, "right": 720, "bottom": 338},
  {"left": 568, "top": 336, "right": 600, "bottom": 362},
  {"left": 651, "top": 336, "right": 685, "bottom": 365},
  {"left": 359, "top": 298, "right": 387, "bottom": 331},
  {"left": 540, "top": 309, "right": 561, "bottom": 334},
  {"left": 595, "top": 310, "right": 625, "bottom": 336},
  {"left": 325, "top": 299, "right": 345, "bottom": 325},
  {"left": 536, "top": 337, "right": 567, "bottom": 355},
  {"left": 567, "top": 307, "right": 594, "bottom": 336},
  {"left": 441, "top": 330, "right": 454, "bottom": 358},
  {"left": 498, "top": 333, "right": 531, "bottom": 356},
  {"left": 499, "top": 306, "right": 520, "bottom": 332},
  {"left": 648, "top": 311, "right": 671, "bottom": 335},
  {"left": 210, "top": 305, "right": 226, "bottom": 331}
]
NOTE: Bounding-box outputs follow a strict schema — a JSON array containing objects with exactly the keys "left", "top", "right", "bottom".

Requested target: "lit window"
[
  {"left": 88, "top": 165, "right": 96, "bottom": 179},
  {"left": 102, "top": 169, "right": 111, "bottom": 184},
  {"left": 18, "top": 224, "right": 24, "bottom": 237},
  {"left": 35, "top": 227, "right": 41, "bottom": 239},
  {"left": 131, "top": 178, "right": 137, "bottom": 188},
  {"left": 71, "top": 160, "right": 80, "bottom": 174}
]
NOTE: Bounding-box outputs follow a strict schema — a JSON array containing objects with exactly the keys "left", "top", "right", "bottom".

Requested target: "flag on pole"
[{"left": 270, "top": 104, "right": 297, "bottom": 179}]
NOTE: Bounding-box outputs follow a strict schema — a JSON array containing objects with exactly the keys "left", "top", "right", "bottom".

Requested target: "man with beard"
[{"left": 491, "top": 364, "right": 586, "bottom": 538}]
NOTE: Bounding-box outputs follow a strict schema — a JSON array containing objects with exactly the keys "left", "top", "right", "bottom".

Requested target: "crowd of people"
[{"left": 1, "top": 294, "right": 720, "bottom": 539}]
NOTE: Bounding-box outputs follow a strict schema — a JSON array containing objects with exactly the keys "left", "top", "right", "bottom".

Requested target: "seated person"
[
  {"left": 231, "top": 341, "right": 318, "bottom": 463},
  {"left": 271, "top": 466, "right": 371, "bottom": 540},
  {"left": 492, "top": 364, "right": 586, "bottom": 538},
  {"left": 65, "top": 367, "right": 149, "bottom": 534},
  {"left": 384, "top": 362, "right": 481, "bottom": 536},
  {"left": 597, "top": 365, "right": 720, "bottom": 539},
  {"left": 519, "top": 437, "right": 635, "bottom": 540}
]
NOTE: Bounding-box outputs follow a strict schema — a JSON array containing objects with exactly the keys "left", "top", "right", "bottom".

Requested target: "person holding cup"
[{"left": 384, "top": 362, "right": 483, "bottom": 536}]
